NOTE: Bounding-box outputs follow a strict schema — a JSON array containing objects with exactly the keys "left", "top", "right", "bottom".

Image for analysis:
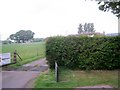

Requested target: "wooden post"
[
  {"left": 16, "top": 53, "right": 22, "bottom": 61},
  {"left": 55, "top": 61, "right": 59, "bottom": 82},
  {"left": 13, "top": 50, "right": 17, "bottom": 63},
  {"left": 13, "top": 50, "right": 22, "bottom": 64}
]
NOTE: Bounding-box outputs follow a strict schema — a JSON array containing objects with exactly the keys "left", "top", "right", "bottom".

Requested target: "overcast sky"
[{"left": 0, "top": 0, "right": 118, "bottom": 40}]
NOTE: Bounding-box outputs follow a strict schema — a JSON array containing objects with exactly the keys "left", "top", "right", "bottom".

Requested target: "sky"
[{"left": 0, "top": 0, "right": 118, "bottom": 40}]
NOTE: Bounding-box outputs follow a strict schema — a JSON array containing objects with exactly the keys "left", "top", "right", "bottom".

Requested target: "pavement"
[{"left": 2, "top": 58, "right": 48, "bottom": 88}]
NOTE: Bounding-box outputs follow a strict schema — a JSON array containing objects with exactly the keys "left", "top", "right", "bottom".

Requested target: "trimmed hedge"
[{"left": 46, "top": 36, "right": 120, "bottom": 70}]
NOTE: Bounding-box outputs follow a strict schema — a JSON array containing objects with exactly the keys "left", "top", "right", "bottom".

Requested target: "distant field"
[{"left": 2, "top": 42, "right": 46, "bottom": 67}]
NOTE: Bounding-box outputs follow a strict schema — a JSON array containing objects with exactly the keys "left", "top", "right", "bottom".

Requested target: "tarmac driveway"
[
  {"left": 2, "top": 71, "right": 40, "bottom": 88},
  {"left": 2, "top": 58, "right": 48, "bottom": 88}
]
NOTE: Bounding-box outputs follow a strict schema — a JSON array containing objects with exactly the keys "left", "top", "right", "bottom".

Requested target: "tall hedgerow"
[{"left": 46, "top": 35, "right": 120, "bottom": 70}]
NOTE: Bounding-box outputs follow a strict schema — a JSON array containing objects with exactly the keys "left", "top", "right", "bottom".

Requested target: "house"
[{"left": 69, "top": 32, "right": 105, "bottom": 37}]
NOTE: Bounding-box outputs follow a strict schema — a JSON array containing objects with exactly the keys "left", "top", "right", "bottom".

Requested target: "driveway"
[
  {"left": 2, "top": 71, "right": 40, "bottom": 88},
  {"left": 2, "top": 58, "right": 48, "bottom": 88}
]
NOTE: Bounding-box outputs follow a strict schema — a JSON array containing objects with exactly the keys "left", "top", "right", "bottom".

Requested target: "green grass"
[
  {"left": 2, "top": 42, "right": 46, "bottom": 68},
  {"left": 34, "top": 68, "right": 118, "bottom": 88}
]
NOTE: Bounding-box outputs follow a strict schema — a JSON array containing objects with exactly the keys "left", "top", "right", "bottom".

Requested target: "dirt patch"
[{"left": 2, "top": 58, "right": 48, "bottom": 71}]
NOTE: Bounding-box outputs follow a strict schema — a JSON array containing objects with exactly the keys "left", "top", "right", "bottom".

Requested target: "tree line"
[
  {"left": 6, "top": 23, "right": 96, "bottom": 44},
  {"left": 9, "top": 30, "right": 35, "bottom": 43},
  {"left": 2, "top": 1, "right": 119, "bottom": 44},
  {"left": 78, "top": 23, "right": 95, "bottom": 34}
]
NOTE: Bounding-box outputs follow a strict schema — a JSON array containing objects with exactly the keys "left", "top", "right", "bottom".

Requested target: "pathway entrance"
[{"left": 2, "top": 58, "right": 48, "bottom": 88}]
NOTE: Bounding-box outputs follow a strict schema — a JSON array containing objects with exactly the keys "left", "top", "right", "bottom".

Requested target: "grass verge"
[{"left": 34, "top": 68, "right": 118, "bottom": 88}]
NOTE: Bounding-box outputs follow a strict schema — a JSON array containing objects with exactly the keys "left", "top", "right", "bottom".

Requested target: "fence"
[
  {"left": 0, "top": 53, "right": 11, "bottom": 66},
  {"left": 0, "top": 50, "right": 22, "bottom": 66}
]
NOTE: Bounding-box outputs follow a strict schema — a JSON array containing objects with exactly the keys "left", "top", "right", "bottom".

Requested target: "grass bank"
[
  {"left": 34, "top": 68, "right": 118, "bottom": 88},
  {"left": 2, "top": 42, "right": 46, "bottom": 68}
]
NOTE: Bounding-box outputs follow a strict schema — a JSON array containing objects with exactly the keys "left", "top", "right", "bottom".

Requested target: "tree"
[
  {"left": 9, "top": 34, "right": 15, "bottom": 40},
  {"left": 78, "top": 23, "right": 95, "bottom": 34},
  {"left": 78, "top": 23, "right": 83, "bottom": 34},
  {"left": 9, "top": 30, "right": 35, "bottom": 43},
  {"left": 25, "top": 30, "right": 35, "bottom": 41},
  {"left": 85, "top": 23, "right": 95, "bottom": 33},
  {"left": 83, "top": 23, "right": 88, "bottom": 32},
  {"left": 98, "top": 1, "right": 120, "bottom": 18},
  {"left": 88, "top": 23, "right": 95, "bottom": 32}
]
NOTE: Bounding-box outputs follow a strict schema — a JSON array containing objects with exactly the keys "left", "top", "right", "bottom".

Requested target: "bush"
[
  {"left": 32, "top": 38, "right": 44, "bottom": 42},
  {"left": 2, "top": 40, "right": 12, "bottom": 44},
  {"left": 46, "top": 35, "right": 120, "bottom": 70}
]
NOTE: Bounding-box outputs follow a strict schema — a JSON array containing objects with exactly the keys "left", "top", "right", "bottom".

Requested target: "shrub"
[
  {"left": 2, "top": 40, "right": 12, "bottom": 44},
  {"left": 46, "top": 35, "right": 120, "bottom": 70}
]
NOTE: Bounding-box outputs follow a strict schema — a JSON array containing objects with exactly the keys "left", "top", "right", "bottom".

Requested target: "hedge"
[{"left": 46, "top": 35, "right": 120, "bottom": 70}]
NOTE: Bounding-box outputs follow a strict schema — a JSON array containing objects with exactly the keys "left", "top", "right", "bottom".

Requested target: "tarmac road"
[
  {"left": 2, "top": 58, "right": 48, "bottom": 88},
  {"left": 2, "top": 71, "right": 40, "bottom": 88}
]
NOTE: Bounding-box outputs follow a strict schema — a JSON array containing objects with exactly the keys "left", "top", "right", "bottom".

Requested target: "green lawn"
[
  {"left": 34, "top": 68, "right": 118, "bottom": 88},
  {"left": 2, "top": 42, "right": 46, "bottom": 68}
]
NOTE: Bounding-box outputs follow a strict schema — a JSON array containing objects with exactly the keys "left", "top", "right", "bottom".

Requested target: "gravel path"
[{"left": 2, "top": 58, "right": 48, "bottom": 88}]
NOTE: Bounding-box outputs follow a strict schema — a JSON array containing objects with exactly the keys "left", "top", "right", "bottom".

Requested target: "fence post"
[
  {"left": 16, "top": 52, "right": 22, "bottom": 61},
  {"left": 55, "top": 61, "right": 59, "bottom": 82},
  {"left": 13, "top": 50, "right": 17, "bottom": 63}
]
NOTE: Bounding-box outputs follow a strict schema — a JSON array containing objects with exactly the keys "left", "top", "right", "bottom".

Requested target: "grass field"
[
  {"left": 2, "top": 42, "right": 46, "bottom": 68},
  {"left": 34, "top": 68, "right": 118, "bottom": 88}
]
